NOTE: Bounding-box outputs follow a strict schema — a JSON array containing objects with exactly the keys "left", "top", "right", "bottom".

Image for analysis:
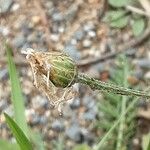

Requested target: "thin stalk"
[
  {"left": 93, "top": 97, "right": 137, "bottom": 150},
  {"left": 77, "top": 73, "right": 150, "bottom": 99},
  {"left": 94, "top": 87, "right": 150, "bottom": 150},
  {"left": 116, "top": 62, "right": 128, "bottom": 150}
]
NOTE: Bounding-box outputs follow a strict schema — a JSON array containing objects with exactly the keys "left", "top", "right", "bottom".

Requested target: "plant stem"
[
  {"left": 93, "top": 97, "right": 138, "bottom": 150},
  {"left": 77, "top": 73, "right": 150, "bottom": 99},
  {"left": 116, "top": 60, "right": 128, "bottom": 150}
]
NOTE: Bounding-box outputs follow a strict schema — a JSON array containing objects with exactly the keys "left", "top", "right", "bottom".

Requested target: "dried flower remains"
[{"left": 22, "top": 48, "right": 78, "bottom": 113}]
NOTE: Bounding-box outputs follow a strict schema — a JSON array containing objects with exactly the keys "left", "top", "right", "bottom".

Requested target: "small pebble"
[
  {"left": 32, "top": 95, "right": 48, "bottom": 110},
  {"left": 52, "top": 12, "right": 63, "bottom": 22},
  {"left": 25, "top": 109, "right": 40, "bottom": 125},
  {"left": 66, "top": 124, "right": 83, "bottom": 142},
  {"left": 12, "top": 34, "right": 26, "bottom": 48},
  {"left": 0, "top": 26, "right": 10, "bottom": 36},
  {"left": 64, "top": 43, "right": 81, "bottom": 60},
  {"left": 0, "top": 99, "right": 8, "bottom": 111},
  {"left": 31, "top": 16, "right": 41, "bottom": 26},
  {"left": 0, "top": 0, "right": 13, "bottom": 13},
  {"left": 87, "top": 30, "right": 96, "bottom": 38},
  {"left": 11, "top": 3, "right": 20, "bottom": 12},
  {"left": 70, "top": 98, "right": 80, "bottom": 109},
  {"left": 83, "top": 22, "right": 95, "bottom": 32},
  {"left": 65, "top": 5, "right": 78, "bottom": 22},
  {"left": 51, "top": 120, "right": 65, "bottom": 132},
  {"left": 82, "top": 109, "right": 97, "bottom": 121},
  {"left": 82, "top": 39, "right": 92, "bottom": 48},
  {"left": 74, "top": 29, "right": 85, "bottom": 41},
  {"left": 145, "top": 71, "right": 150, "bottom": 79},
  {"left": 134, "top": 59, "right": 150, "bottom": 69},
  {"left": 0, "top": 68, "right": 8, "bottom": 80},
  {"left": 82, "top": 95, "right": 95, "bottom": 109},
  {"left": 50, "top": 34, "right": 60, "bottom": 42}
]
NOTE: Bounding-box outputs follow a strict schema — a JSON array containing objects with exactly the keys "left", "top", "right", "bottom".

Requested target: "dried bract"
[{"left": 22, "top": 48, "right": 78, "bottom": 113}]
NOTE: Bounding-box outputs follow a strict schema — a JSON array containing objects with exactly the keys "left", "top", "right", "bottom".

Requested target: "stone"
[
  {"left": 0, "top": 68, "right": 8, "bottom": 80},
  {"left": 0, "top": 26, "right": 10, "bottom": 36},
  {"left": 12, "top": 34, "right": 26, "bottom": 48},
  {"left": 87, "top": 30, "right": 96, "bottom": 38},
  {"left": 51, "top": 120, "right": 64, "bottom": 131},
  {"left": 82, "top": 39, "right": 92, "bottom": 48},
  {"left": 25, "top": 109, "right": 40, "bottom": 125},
  {"left": 52, "top": 12, "right": 64, "bottom": 22},
  {"left": 70, "top": 97, "right": 80, "bottom": 109},
  {"left": 82, "top": 109, "right": 97, "bottom": 121},
  {"left": 11, "top": 3, "right": 20, "bottom": 12},
  {"left": 32, "top": 95, "right": 48, "bottom": 110},
  {"left": 0, "top": 99, "right": 8, "bottom": 111},
  {"left": 65, "top": 5, "right": 78, "bottom": 22},
  {"left": 66, "top": 124, "right": 83, "bottom": 142},
  {"left": 134, "top": 59, "right": 150, "bottom": 69},
  {"left": 0, "top": 0, "right": 13, "bottom": 13},
  {"left": 64, "top": 43, "right": 81, "bottom": 60},
  {"left": 50, "top": 34, "right": 60, "bottom": 42},
  {"left": 83, "top": 22, "right": 95, "bottom": 32},
  {"left": 74, "top": 29, "right": 85, "bottom": 41},
  {"left": 145, "top": 71, "right": 150, "bottom": 79}
]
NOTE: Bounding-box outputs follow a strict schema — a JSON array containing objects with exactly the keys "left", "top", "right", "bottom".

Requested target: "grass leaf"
[
  {"left": 0, "top": 139, "right": 20, "bottom": 150},
  {"left": 4, "top": 113, "right": 33, "bottom": 150},
  {"left": 6, "top": 44, "right": 29, "bottom": 136}
]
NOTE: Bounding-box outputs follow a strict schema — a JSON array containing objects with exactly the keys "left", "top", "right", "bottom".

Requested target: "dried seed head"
[{"left": 23, "top": 48, "right": 78, "bottom": 88}]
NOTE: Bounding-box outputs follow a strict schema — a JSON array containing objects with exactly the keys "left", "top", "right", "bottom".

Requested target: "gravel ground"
[{"left": 0, "top": 0, "right": 150, "bottom": 149}]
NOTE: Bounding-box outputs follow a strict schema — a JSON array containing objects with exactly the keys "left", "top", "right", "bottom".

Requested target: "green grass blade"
[
  {"left": 4, "top": 113, "right": 33, "bottom": 150},
  {"left": 6, "top": 45, "right": 28, "bottom": 136},
  {"left": 94, "top": 98, "right": 137, "bottom": 150},
  {"left": 0, "top": 139, "right": 20, "bottom": 150}
]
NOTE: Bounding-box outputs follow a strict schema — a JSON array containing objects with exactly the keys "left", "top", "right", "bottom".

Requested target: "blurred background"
[{"left": 0, "top": 0, "right": 150, "bottom": 149}]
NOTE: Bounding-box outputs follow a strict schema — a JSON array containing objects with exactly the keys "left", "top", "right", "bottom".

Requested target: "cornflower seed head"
[{"left": 23, "top": 48, "right": 78, "bottom": 88}]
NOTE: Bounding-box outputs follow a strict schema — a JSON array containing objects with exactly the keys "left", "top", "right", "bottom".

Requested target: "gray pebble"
[
  {"left": 25, "top": 109, "right": 40, "bottom": 125},
  {"left": 0, "top": 99, "right": 8, "bottom": 111},
  {"left": 134, "top": 68, "right": 144, "bottom": 80},
  {"left": 145, "top": 71, "right": 150, "bottom": 79},
  {"left": 64, "top": 43, "right": 81, "bottom": 60},
  {"left": 83, "top": 22, "right": 95, "bottom": 32},
  {"left": 0, "top": 26, "right": 10, "bottom": 36},
  {"left": 74, "top": 29, "right": 85, "bottom": 41},
  {"left": 52, "top": 12, "right": 64, "bottom": 22},
  {"left": 51, "top": 120, "right": 64, "bottom": 132},
  {"left": 82, "top": 95, "right": 95, "bottom": 109},
  {"left": 32, "top": 96, "right": 48, "bottom": 110},
  {"left": 66, "top": 124, "right": 83, "bottom": 142},
  {"left": 27, "top": 33, "right": 39, "bottom": 43},
  {"left": 12, "top": 34, "right": 26, "bottom": 48},
  {"left": 0, "top": 68, "right": 8, "bottom": 80},
  {"left": 70, "top": 98, "right": 80, "bottom": 109},
  {"left": 135, "top": 59, "right": 150, "bottom": 69},
  {"left": 65, "top": 5, "right": 78, "bottom": 22},
  {"left": 3, "top": 105, "right": 14, "bottom": 117},
  {"left": 0, "top": 0, "right": 13, "bottom": 13},
  {"left": 82, "top": 109, "right": 97, "bottom": 121},
  {"left": 39, "top": 116, "right": 47, "bottom": 124}
]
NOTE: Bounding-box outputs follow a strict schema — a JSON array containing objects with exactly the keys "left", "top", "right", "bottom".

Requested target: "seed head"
[{"left": 23, "top": 48, "right": 78, "bottom": 88}]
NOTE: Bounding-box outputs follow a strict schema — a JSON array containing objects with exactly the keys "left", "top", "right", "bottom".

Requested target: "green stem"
[
  {"left": 116, "top": 61, "right": 128, "bottom": 150},
  {"left": 77, "top": 73, "right": 150, "bottom": 99}
]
